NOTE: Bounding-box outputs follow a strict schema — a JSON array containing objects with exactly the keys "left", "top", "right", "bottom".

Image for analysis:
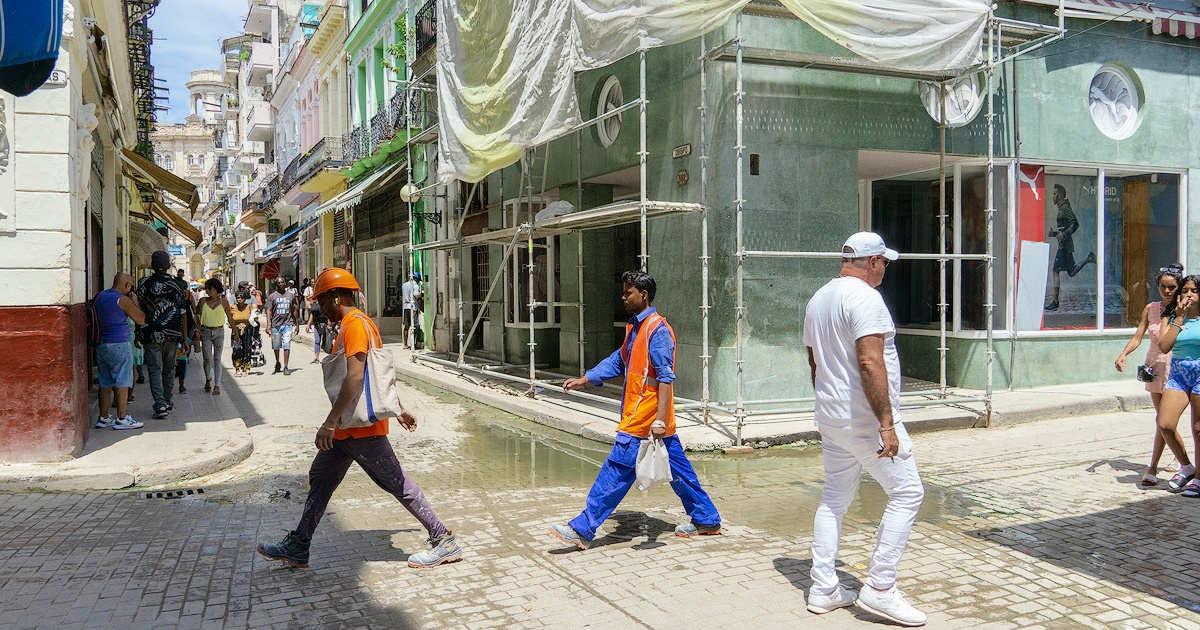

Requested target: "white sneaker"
[
  {"left": 807, "top": 585, "right": 857, "bottom": 614},
  {"left": 111, "top": 416, "right": 144, "bottom": 430},
  {"left": 857, "top": 585, "right": 927, "bottom": 627},
  {"left": 95, "top": 415, "right": 115, "bottom": 429}
]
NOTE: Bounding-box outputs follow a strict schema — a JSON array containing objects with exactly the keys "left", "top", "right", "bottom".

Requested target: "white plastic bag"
[{"left": 635, "top": 438, "right": 673, "bottom": 491}]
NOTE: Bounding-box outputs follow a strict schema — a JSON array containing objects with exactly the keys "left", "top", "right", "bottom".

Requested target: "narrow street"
[{"left": 0, "top": 351, "right": 1197, "bottom": 629}]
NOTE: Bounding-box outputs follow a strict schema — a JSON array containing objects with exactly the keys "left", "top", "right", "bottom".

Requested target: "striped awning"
[
  {"left": 1022, "top": 0, "right": 1200, "bottom": 39},
  {"left": 1154, "top": 15, "right": 1199, "bottom": 39}
]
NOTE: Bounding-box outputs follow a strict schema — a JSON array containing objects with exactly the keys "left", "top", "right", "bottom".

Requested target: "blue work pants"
[{"left": 569, "top": 432, "right": 721, "bottom": 541}]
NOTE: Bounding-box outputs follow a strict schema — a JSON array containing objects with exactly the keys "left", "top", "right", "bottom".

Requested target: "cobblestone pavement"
[{"left": 1, "top": 359, "right": 1199, "bottom": 629}]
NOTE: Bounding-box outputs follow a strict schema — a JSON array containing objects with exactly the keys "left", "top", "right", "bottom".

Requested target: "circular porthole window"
[
  {"left": 596, "top": 75, "right": 623, "bottom": 148},
  {"left": 1088, "top": 63, "right": 1143, "bottom": 140},
  {"left": 918, "top": 74, "right": 985, "bottom": 128}
]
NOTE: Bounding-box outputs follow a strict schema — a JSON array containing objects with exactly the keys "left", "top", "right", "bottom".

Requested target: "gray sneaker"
[
  {"left": 675, "top": 522, "right": 722, "bottom": 537},
  {"left": 95, "top": 415, "right": 115, "bottom": 429},
  {"left": 807, "top": 585, "right": 857, "bottom": 614},
  {"left": 407, "top": 532, "right": 463, "bottom": 568},
  {"left": 548, "top": 523, "right": 590, "bottom": 550}
]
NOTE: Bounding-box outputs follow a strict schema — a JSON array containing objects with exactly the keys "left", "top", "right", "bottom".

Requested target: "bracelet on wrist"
[{"left": 879, "top": 425, "right": 895, "bottom": 433}]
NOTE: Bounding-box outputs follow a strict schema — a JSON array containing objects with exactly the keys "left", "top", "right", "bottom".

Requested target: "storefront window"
[
  {"left": 1016, "top": 165, "right": 1182, "bottom": 331},
  {"left": 1104, "top": 171, "right": 1180, "bottom": 328},
  {"left": 870, "top": 162, "right": 1009, "bottom": 331}
]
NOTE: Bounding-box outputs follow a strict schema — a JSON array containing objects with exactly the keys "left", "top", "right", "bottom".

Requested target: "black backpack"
[{"left": 84, "top": 294, "right": 101, "bottom": 347}]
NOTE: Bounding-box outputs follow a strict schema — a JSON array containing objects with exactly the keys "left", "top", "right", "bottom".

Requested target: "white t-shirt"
[{"left": 802, "top": 276, "right": 902, "bottom": 430}]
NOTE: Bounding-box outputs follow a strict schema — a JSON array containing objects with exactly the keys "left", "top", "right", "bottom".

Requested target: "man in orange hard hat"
[{"left": 257, "top": 268, "right": 463, "bottom": 569}]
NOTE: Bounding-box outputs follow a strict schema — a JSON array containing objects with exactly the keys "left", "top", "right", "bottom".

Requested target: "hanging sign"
[{"left": 672, "top": 143, "right": 691, "bottom": 159}]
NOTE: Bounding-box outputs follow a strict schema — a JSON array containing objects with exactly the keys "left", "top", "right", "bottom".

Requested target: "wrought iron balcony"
[
  {"left": 282, "top": 137, "right": 347, "bottom": 192},
  {"left": 415, "top": 0, "right": 437, "bottom": 58}
]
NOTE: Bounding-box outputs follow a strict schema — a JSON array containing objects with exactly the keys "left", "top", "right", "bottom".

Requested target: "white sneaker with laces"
[
  {"left": 95, "top": 415, "right": 115, "bottom": 429},
  {"left": 857, "top": 585, "right": 926, "bottom": 627},
  {"left": 111, "top": 416, "right": 144, "bottom": 430},
  {"left": 807, "top": 585, "right": 857, "bottom": 614}
]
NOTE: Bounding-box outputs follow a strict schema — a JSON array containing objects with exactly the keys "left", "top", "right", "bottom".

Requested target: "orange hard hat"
[{"left": 314, "top": 267, "right": 360, "bottom": 297}]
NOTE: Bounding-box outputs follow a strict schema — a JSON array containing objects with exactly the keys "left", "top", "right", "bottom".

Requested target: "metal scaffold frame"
[{"left": 412, "top": 5, "right": 1065, "bottom": 445}]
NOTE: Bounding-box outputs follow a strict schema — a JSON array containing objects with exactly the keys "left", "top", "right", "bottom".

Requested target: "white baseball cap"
[{"left": 842, "top": 231, "right": 899, "bottom": 261}]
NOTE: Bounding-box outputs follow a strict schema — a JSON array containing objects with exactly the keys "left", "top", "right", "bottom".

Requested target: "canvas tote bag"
[
  {"left": 635, "top": 438, "right": 673, "bottom": 491},
  {"left": 321, "top": 313, "right": 403, "bottom": 429}
]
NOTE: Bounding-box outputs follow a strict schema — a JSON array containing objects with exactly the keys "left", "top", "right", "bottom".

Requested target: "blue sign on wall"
[{"left": 168, "top": 245, "right": 185, "bottom": 256}]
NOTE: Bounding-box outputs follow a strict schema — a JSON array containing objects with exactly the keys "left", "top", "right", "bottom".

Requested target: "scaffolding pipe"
[
  {"left": 733, "top": 14, "right": 746, "bottom": 447},
  {"left": 639, "top": 48, "right": 649, "bottom": 271},
  {"left": 1009, "top": 47, "right": 1021, "bottom": 391},
  {"left": 577, "top": 127, "right": 586, "bottom": 380},
  {"left": 985, "top": 14, "right": 997, "bottom": 427},
  {"left": 500, "top": 169, "right": 507, "bottom": 367},
  {"left": 456, "top": 230, "right": 524, "bottom": 366},
  {"left": 742, "top": 250, "right": 989, "bottom": 261},
  {"left": 699, "top": 34, "right": 712, "bottom": 426},
  {"left": 938, "top": 81, "right": 949, "bottom": 397},
  {"left": 526, "top": 150, "right": 537, "bottom": 396}
]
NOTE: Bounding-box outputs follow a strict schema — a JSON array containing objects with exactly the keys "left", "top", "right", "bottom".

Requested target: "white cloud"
[{"left": 149, "top": 0, "right": 247, "bottom": 123}]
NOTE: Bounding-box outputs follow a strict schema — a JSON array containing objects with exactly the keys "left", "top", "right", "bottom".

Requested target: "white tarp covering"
[{"left": 437, "top": 0, "right": 990, "bottom": 183}]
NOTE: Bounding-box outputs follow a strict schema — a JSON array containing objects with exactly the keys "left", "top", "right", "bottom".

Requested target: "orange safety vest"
[{"left": 617, "top": 312, "right": 676, "bottom": 438}]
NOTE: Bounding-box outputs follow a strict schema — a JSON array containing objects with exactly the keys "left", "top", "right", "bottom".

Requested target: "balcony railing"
[
  {"left": 282, "top": 137, "right": 346, "bottom": 191},
  {"left": 415, "top": 0, "right": 437, "bottom": 58},
  {"left": 343, "top": 90, "right": 425, "bottom": 162}
]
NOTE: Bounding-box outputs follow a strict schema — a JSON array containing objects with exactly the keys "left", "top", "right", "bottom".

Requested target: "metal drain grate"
[{"left": 141, "top": 488, "right": 205, "bottom": 499}]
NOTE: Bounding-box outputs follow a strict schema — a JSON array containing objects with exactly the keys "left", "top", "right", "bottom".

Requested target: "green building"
[{"left": 413, "top": 1, "right": 1199, "bottom": 414}]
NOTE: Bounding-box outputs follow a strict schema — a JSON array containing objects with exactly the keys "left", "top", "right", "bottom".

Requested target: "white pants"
[{"left": 810, "top": 422, "right": 924, "bottom": 595}]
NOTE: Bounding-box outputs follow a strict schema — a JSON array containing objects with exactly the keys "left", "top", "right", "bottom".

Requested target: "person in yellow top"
[
  {"left": 256, "top": 268, "right": 463, "bottom": 569},
  {"left": 196, "top": 278, "right": 235, "bottom": 395},
  {"left": 548, "top": 270, "right": 722, "bottom": 550}
]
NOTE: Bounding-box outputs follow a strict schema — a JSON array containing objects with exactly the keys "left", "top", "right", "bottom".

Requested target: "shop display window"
[
  {"left": 870, "top": 162, "right": 1010, "bottom": 332},
  {"left": 1015, "top": 165, "right": 1181, "bottom": 331}
]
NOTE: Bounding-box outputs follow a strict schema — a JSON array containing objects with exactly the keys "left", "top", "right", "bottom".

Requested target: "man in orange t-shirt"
[{"left": 257, "top": 268, "right": 463, "bottom": 569}]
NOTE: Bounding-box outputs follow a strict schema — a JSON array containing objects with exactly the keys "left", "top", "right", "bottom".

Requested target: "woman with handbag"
[
  {"left": 1155, "top": 274, "right": 1200, "bottom": 494},
  {"left": 230, "top": 291, "right": 254, "bottom": 376},
  {"left": 198, "top": 278, "right": 235, "bottom": 395},
  {"left": 257, "top": 268, "right": 464, "bottom": 569},
  {"left": 1116, "top": 263, "right": 1186, "bottom": 485}
]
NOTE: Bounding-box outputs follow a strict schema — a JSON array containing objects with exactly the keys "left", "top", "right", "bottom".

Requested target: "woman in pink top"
[{"left": 1116, "top": 263, "right": 1186, "bottom": 485}]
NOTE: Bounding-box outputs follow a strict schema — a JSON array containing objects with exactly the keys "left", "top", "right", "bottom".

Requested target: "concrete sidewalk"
[
  {"left": 389, "top": 345, "right": 1155, "bottom": 451},
  {"left": 0, "top": 350, "right": 253, "bottom": 492}
]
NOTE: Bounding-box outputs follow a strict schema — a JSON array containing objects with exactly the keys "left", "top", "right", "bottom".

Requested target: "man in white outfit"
[{"left": 802, "top": 232, "right": 926, "bottom": 627}]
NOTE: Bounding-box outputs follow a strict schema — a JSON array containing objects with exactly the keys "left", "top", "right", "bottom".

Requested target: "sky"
[{"left": 150, "top": 0, "right": 248, "bottom": 124}]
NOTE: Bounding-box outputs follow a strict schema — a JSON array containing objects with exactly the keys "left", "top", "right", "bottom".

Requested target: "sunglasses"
[{"left": 876, "top": 256, "right": 891, "bottom": 268}]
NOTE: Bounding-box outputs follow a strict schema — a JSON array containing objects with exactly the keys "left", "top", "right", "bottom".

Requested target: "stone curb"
[{"left": 0, "top": 417, "right": 254, "bottom": 492}]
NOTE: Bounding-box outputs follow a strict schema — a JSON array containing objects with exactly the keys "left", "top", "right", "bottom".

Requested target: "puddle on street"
[{"left": 418, "top": 382, "right": 973, "bottom": 537}]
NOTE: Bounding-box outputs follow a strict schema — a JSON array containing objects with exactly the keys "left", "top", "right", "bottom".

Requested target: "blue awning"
[
  {"left": 0, "top": 0, "right": 65, "bottom": 96},
  {"left": 260, "top": 224, "right": 304, "bottom": 258}
]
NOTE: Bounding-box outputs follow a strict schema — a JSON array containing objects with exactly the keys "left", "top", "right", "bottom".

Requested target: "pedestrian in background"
[
  {"left": 198, "top": 278, "right": 234, "bottom": 395},
  {"left": 230, "top": 291, "right": 254, "bottom": 377},
  {"left": 1154, "top": 274, "right": 1200, "bottom": 493},
  {"left": 137, "top": 251, "right": 189, "bottom": 419},
  {"left": 551, "top": 270, "right": 722, "bottom": 550},
  {"left": 1115, "top": 263, "right": 1186, "bottom": 485},
  {"left": 401, "top": 272, "right": 422, "bottom": 350},
  {"left": 266, "top": 279, "right": 298, "bottom": 374},
  {"left": 802, "top": 232, "right": 925, "bottom": 626},
  {"left": 306, "top": 292, "right": 328, "bottom": 364},
  {"left": 94, "top": 272, "right": 145, "bottom": 430},
  {"left": 257, "top": 268, "right": 464, "bottom": 569}
]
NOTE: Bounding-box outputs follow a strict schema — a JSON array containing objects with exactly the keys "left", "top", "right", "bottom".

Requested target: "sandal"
[
  {"left": 1166, "top": 460, "right": 1181, "bottom": 473},
  {"left": 1183, "top": 481, "right": 1200, "bottom": 498},
  {"left": 1169, "top": 471, "right": 1195, "bottom": 491},
  {"left": 1141, "top": 472, "right": 1159, "bottom": 486},
  {"left": 203, "top": 380, "right": 212, "bottom": 393},
  {"left": 212, "top": 386, "right": 220, "bottom": 395}
]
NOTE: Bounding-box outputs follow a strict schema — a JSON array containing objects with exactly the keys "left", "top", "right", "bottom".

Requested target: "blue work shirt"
[{"left": 585, "top": 307, "right": 676, "bottom": 386}]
